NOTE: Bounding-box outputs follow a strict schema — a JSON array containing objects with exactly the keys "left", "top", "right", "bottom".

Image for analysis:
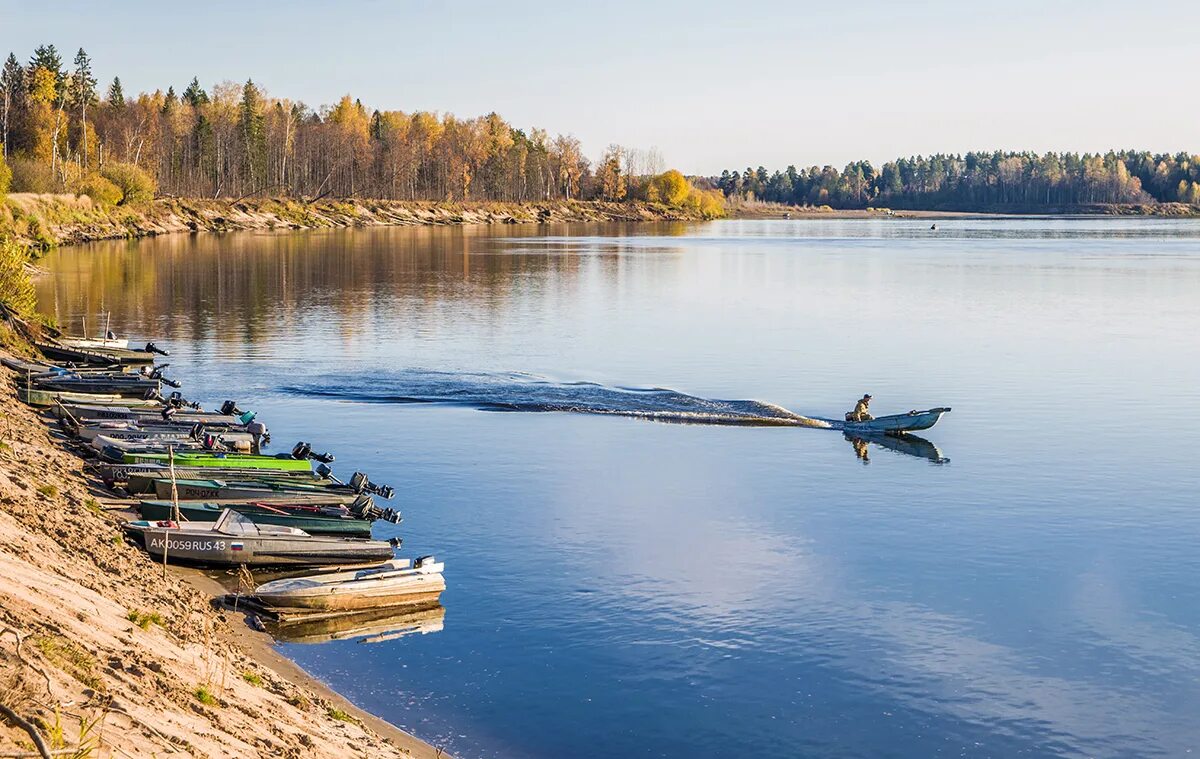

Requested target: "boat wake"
[{"left": 280, "top": 370, "right": 831, "bottom": 428}]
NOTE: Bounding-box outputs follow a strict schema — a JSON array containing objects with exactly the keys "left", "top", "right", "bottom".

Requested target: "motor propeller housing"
[{"left": 290, "top": 441, "right": 335, "bottom": 463}]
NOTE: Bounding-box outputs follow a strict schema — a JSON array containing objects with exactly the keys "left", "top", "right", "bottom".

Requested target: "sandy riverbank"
[
  {"left": 0, "top": 363, "right": 446, "bottom": 758},
  {"left": 3, "top": 193, "right": 712, "bottom": 249}
]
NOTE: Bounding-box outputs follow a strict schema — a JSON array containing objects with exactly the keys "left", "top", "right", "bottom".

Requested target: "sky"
[{"left": 2, "top": 0, "right": 1198, "bottom": 175}]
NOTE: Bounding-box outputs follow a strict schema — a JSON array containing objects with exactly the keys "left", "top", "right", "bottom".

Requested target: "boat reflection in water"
[
  {"left": 269, "top": 603, "right": 446, "bottom": 645},
  {"left": 846, "top": 432, "right": 949, "bottom": 465}
]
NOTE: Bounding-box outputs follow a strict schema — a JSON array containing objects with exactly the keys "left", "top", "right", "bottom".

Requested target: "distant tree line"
[
  {"left": 0, "top": 44, "right": 722, "bottom": 214},
  {"left": 715, "top": 151, "right": 1200, "bottom": 210}
]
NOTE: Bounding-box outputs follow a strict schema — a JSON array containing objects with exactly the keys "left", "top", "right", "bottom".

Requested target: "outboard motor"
[
  {"left": 144, "top": 342, "right": 170, "bottom": 356},
  {"left": 414, "top": 555, "right": 434, "bottom": 569},
  {"left": 161, "top": 377, "right": 182, "bottom": 389},
  {"left": 347, "top": 471, "right": 395, "bottom": 499},
  {"left": 315, "top": 463, "right": 334, "bottom": 479},
  {"left": 291, "top": 441, "right": 334, "bottom": 463},
  {"left": 188, "top": 423, "right": 205, "bottom": 440},
  {"left": 246, "top": 420, "right": 269, "bottom": 453},
  {"left": 220, "top": 400, "right": 241, "bottom": 416},
  {"left": 168, "top": 391, "right": 185, "bottom": 408},
  {"left": 161, "top": 405, "right": 176, "bottom": 421}
]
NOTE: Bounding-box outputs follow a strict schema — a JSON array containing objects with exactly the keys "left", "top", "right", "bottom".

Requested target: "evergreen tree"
[
  {"left": 238, "top": 79, "right": 267, "bottom": 187},
  {"left": 70, "top": 48, "right": 97, "bottom": 167},
  {"left": 182, "top": 76, "right": 208, "bottom": 107},
  {"left": 29, "top": 44, "right": 63, "bottom": 89},
  {"left": 0, "top": 53, "right": 23, "bottom": 157},
  {"left": 161, "top": 85, "right": 177, "bottom": 115},
  {"left": 107, "top": 76, "right": 124, "bottom": 107}
]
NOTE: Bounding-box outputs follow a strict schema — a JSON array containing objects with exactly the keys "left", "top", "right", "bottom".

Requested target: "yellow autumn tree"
[{"left": 645, "top": 169, "right": 690, "bottom": 206}]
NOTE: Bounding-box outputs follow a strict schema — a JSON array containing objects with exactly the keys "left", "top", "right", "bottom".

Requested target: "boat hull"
[
  {"left": 255, "top": 585, "right": 445, "bottom": 611},
  {"left": 149, "top": 478, "right": 355, "bottom": 502},
  {"left": 128, "top": 525, "right": 393, "bottom": 567},
  {"left": 121, "top": 451, "right": 311, "bottom": 471}
]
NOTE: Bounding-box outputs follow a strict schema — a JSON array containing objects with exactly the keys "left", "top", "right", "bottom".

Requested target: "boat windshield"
[{"left": 213, "top": 509, "right": 260, "bottom": 536}]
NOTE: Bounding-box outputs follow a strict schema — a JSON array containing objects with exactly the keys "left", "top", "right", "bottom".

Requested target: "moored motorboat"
[
  {"left": 56, "top": 336, "right": 130, "bottom": 350},
  {"left": 141, "top": 470, "right": 394, "bottom": 501},
  {"left": 136, "top": 499, "right": 378, "bottom": 536},
  {"left": 124, "top": 509, "right": 395, "bottom": 567},
  {"left": 121, "top": 450, "right": 314, "bottom": 471},
  {"left": 145, "top": 477, "right": 360, "bottom": 501},
  {"left": 250, "top": 557, "right": 445, "bottom": 611},
  {"left": 17, "top": 387, "right": 164, "bottom": 408},
  {"left": 98, "top": 462, "right": 327, "bottom": 487},
  {"left": 35, "top": 340, "right": 166, "bottom": 366}
]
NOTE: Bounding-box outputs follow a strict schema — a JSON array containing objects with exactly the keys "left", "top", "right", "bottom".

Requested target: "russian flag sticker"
[{"left": 231, "top": 542, "right": 244, "bottom": 551}]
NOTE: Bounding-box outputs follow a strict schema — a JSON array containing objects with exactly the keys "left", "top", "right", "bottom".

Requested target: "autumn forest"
[
  {"left": 0, "top": 44, "right": 1197, "bottom": 216},
  {"left": 0, "top": 45, "right": 722, "bottom": 215}
]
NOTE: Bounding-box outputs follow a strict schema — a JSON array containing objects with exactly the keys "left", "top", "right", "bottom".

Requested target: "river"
[{"left": 36, "top": 218, "right": 1200, "bottom": 758}]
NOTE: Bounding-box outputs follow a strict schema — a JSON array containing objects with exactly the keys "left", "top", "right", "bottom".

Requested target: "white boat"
[
  {"left": 251, "top": 557, "right": 446, "bottom": 611},
  {"left": 836, "top": 407, "right": 951, "bottom": 434},
  {"left": 57, "top": 336, "right": 131, "bottom": 350}
]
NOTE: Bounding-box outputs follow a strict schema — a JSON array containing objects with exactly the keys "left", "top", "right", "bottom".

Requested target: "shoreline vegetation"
[{"left": 713, "top": 152, "right": 1200, "bottom": 213}]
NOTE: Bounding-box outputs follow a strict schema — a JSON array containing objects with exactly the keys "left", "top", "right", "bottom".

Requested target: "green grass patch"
[
  {"left": 241, "top": 671, "right": 263, "bottom": 686},
  {"left": 35, "top": 484, "right": 58, "bottom": 498},
  {"left": 327, "top": 706, "right": 357, "bottom": 723},
  {"left": 125, "top": 610, "right": 164, "bottom": 630},
  {"left": 194, "top": 685, "right": 218, "bottom": 706},
  {"left": 32, "top": 634, "right": 102, "bottom": 691}
]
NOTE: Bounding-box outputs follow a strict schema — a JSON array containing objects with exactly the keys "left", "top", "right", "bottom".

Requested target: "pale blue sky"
[{"left": 3, "top": 0, "right": 1197, "bottom": 173}]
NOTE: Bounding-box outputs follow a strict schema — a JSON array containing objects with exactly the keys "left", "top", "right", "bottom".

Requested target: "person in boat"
[{"left": 846, "top": 394, "right": 873, "bottom": 422}]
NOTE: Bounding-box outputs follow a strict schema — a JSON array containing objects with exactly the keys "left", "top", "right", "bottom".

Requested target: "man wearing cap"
[{"left": 847, "top": 394, "right": 874, "bottom": 422}]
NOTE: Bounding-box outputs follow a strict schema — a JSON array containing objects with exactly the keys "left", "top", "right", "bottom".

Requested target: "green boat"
[
  {"left": 136, "top": 500, "right": 373, "bottom": 537},
  {"left": 121, "top": 451, "right": 314, "bottom": 472}
]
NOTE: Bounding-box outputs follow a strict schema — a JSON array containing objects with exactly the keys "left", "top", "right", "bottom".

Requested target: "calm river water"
[{"left": 37, "top": 218, "right": 1200, "bottom": 758}]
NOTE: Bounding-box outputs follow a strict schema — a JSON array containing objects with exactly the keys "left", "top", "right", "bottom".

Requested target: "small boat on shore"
[
  {"left": 140, "top": 470, "right": 395, "bottom": 501},
  {"left": 250, "top": 557, "right": 445, "bottom": 612},
  {"left": 35, "top": 340, "right": 166, "bottom": 366},
  {"left": 56, "top": 336, "right": 130, "bottom": 350},
  {"left": 119, "top": 450, "right": 314, "bottom": 471},
  {"left": 136, "top": 500, "right": 378, "bottom": 536},
  {"left": 124, "top": 508, "right": 395, "bottom": 567},
  {"left": 836, "top": 407, "right": 951, "bottom": 434},
  {"left": 97, "top": 462, "right": 328, "bottom": 487},
  {"left": 56, "top": 403, "right": 254, "bottom": 426},
  {"left": 17, "top": 387, "right": 165, "bottom": 408}
]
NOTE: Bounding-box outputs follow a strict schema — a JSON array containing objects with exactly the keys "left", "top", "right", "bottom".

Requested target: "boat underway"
[
  {"left": 251, "top": 557, "right": 445, "bottom": 611},
  {"left": 835, "top": 407, "right": 951, "bottom": 434},
  {"left": 124, "top": 509, "right": 394, "bottom": 567}
]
